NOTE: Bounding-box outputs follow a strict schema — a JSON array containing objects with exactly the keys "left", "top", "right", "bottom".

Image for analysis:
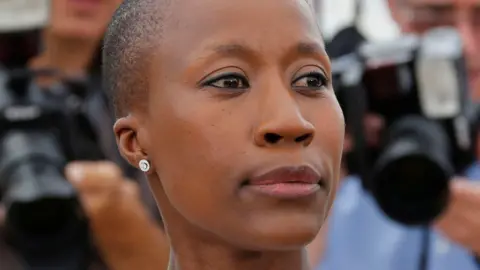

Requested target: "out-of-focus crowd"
[{"left": 1, "top": 0, "right": 480, "bottom": 270}]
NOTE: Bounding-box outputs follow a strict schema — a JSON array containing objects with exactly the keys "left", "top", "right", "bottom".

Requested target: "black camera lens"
[{"left": 370, "top": 116, "right": 453, "bottom": 225}]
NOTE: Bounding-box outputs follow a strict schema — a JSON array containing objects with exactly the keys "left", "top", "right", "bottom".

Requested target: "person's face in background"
[
  {"left": 48, "top": 0, "right": 122, "bottom": 40},
  {"left": 388, "top": 0, "right": 480, "bottom": 100}
]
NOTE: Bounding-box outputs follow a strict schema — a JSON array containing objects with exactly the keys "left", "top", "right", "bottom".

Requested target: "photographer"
[
  {"left": 0, "top": 1, "right": 168, "bottom": 269},
  {"left": 309, "top": 0, "right": 480, "bottom": 270},
  {"left": 31, "top": 0, "right": 162, "bottom": 216}
]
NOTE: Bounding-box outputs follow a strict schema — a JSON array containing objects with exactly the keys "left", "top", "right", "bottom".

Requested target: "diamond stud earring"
[{"left": 139, "top": 159, "right": 150, "bottom": 172}]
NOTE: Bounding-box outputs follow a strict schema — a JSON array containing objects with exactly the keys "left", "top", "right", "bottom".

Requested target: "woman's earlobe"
[{"left": 113, "top": 116, "right": 146, "bottom": 167}]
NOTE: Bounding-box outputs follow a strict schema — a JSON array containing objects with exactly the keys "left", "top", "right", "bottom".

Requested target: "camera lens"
[{"left": 371, "top": 116, "right": 453, "bottom": 225}]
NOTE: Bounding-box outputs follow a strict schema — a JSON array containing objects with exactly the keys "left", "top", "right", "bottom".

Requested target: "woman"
[{"left": 69, "top": 0, "right": 344, "bottom": 269}]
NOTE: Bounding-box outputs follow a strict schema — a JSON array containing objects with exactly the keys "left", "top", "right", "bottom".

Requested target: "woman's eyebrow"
[
  {"left": 208, "top": 41, "right": 326, "bottom": 58},
  {"left": 208, "top": 43, "right": 262, "bottom": 64},
  {"left": 295, "top": 41, "right": 326, "bottom": 57},
  {"left": 282, "top": 41, "right": 330, "bottom": 72},
  {"left": 189, "top": 40, "right": 329, "bottom": 71}
]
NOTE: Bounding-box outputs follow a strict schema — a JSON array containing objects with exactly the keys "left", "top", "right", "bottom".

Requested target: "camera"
[
  {"left": 0, "top": 68, "right": 107, "bottom": 269},
  {"left": 0, "top": 27, "right": 105, "bottom": 270},
  {"left": 333, "top": 27, "right": 479, "bottom": 225}
]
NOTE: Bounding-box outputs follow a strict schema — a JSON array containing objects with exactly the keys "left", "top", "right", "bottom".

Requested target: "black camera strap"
[{"left": 418, "top": 227, "right": 431, "bottom": 270}]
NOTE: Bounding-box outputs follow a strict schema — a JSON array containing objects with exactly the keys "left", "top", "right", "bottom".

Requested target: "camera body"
[
  {"left": 0, "top": 68, "right": 105, "bottom": 269},
  {"left": 333, "top": 27, "right": 478, "bottom": 225},
  {"left": 0, "top": 9, "right": 109, "bottom": 268}
]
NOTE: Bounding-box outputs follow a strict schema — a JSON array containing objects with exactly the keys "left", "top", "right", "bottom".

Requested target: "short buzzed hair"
[
  {"left": 104, "top": 0, "right": 320, "bottom": 117},
  {"left": 103, "top": 0, "right": 172, "bottom": 118}
]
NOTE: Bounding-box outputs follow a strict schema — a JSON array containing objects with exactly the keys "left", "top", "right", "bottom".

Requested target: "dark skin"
[{"left": 70, "top": 0, "right": 344, "bottom": 269}]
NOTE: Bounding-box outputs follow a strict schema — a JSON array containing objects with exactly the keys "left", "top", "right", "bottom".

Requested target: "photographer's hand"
[
  {"left": 434, "top": 178, "right": 480, "bottom": 254},
  {"left": 65, "top": 161, "right": 169, "bottom": 270}
]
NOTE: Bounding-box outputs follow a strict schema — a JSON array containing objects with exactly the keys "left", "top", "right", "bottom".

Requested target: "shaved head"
[
  {"left": 103, "top": 0, "right": 172, "bottom": 117},
  {"left": 111, "top": 0, "right": 343, "bottom": 263},
  {"left": 103, "top": 0, "right": 320, "bottom": 118}
]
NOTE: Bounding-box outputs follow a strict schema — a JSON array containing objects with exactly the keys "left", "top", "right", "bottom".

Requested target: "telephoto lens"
[{"left": 370, "top": 116, "right": 453, "bottom": 225}]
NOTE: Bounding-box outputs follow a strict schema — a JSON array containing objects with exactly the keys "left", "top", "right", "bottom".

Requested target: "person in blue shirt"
[
  {"left": 309, "top": 115, "right": 480, "bottom": 270},
  {"left": 316, "top": 167, "right": 480, "bottom": 270}
]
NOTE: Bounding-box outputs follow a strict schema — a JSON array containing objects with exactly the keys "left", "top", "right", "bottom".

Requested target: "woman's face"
[
  {"left": 122, "top": 0, "right": 344, "bottom": 250},
  {"left": 48, "top": 0, "right": 121, "bottom": 40}
]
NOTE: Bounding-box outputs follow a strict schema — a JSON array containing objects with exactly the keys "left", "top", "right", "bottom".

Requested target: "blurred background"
[
  {"left": 322, "top": 0, "right": 400, "bottom": 40},
  {"left": 1, "top": 0, "right": 480, "bottom": 270}
]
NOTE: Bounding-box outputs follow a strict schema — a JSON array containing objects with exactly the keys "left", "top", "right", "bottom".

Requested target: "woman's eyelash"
[
  {"left": 200, "top": 70, "right": 328, "bottom": 92},
  {"left": 202, "top": 72, "right": 250, "bottom": 89},
  {"left": 292, "top": 71, "right": 329, "bottom": 88}
]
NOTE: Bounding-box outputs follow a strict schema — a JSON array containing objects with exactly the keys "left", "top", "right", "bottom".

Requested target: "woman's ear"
[{"left": 113, "top": 115, "right": 148, "bottom": 168}]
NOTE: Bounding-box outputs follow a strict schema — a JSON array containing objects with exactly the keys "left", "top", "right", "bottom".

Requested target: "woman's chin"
[{"left": 233, "top": 217, "right": 323, "bottom": 251}]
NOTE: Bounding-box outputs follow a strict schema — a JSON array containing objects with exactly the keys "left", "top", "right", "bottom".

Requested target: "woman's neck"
[
  {"left": 153, "top": 178, "right": 313, "bottom": 270},
  {"left": 29, "top": 30, "right": 98, "bottom": 85},
  {"left": 168, "top": 239, "right": 310, "bottom": 270}
]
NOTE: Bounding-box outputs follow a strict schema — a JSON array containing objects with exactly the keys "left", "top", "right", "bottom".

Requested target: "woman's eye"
[
  {"left": 292, "top": 72, "right": 328, "bottom": 90},
  {"left": 204, "top": 73, "right": 250, "bottom": 89}
]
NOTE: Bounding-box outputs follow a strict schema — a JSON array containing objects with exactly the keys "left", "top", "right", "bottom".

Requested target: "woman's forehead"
[
  {"left": 158, "top": 0, "right": 322, "bottom": 61},
  {"left": 166, "top": 0, "right": 316, "bottom": 29}
]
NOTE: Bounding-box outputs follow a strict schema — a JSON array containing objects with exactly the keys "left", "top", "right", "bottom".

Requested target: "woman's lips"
[
  {"left": 245, "top": 165, "right": 324, "bottom": 199},
  {"left": 246, "top": 183, "right": 321, "bottom": 199}
]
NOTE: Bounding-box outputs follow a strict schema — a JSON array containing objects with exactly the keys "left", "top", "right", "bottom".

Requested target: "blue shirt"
[{"left": 318, "top": 163, "right": 480, "bottom": 270}]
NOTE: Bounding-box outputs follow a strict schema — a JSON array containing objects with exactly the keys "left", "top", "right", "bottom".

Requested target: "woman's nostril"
[
  {"left": 295, "top": 133, "right": 312, "bottom": 143},
  {"left": 264, "top": 133, "right": 282, "bottom": 144}
]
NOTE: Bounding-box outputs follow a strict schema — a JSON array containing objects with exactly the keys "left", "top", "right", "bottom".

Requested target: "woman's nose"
[{"left": 254, "top": 110, "right": 315, "bottom": 148}]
